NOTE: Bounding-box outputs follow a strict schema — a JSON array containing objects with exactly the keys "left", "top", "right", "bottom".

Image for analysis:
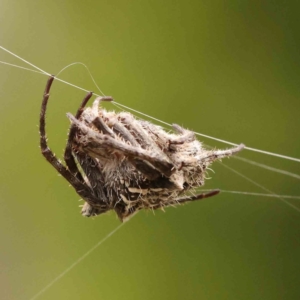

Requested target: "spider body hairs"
[{"left": 40, "top": 76, "right": 244, "bottom": 222}]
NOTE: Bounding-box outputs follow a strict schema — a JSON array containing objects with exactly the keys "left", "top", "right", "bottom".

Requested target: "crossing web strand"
[
  {"left": 1, "top": 45, "right": 299, "bottom": 300},
  {"left": 0, "top": 61, "right": 45, "bottom": 74},
  {"left": 28, "top": 222, "right": 126, "bottom": 300},
  {"left": 56, "top": 62, "right": 106, "bottom": 96},
  {"left": 27, "top": 167, "right": 298, "bottom": 300},
  {"left": 216, "top": 190, "right": 300, "bottom": 200},
  {"left": 219, "top": 162, "right": 300, "bottom": 213},
  {"left": 112, "top": 102, "right": 300, "bottom": 162},
  {"left": 0, "top": 45, "right": 299, "bottom": 163},
  {"left": 201, "top": 143, "right": 300, "bottom": 183},
  {"left": 233, "top": 156, "right": 300, "bottom": 180},
  {"left": 1, "top": 59, "right": 298, "bottom": 179}
]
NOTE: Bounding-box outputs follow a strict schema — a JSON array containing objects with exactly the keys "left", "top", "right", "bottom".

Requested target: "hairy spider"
[{"left": 40, "top": 76, "right": 244, "bottom": 222}]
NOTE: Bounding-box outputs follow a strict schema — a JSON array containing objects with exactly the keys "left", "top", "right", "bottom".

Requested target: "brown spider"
[{"left": 40, "top": 76, "right": 244, "bottom": 222}]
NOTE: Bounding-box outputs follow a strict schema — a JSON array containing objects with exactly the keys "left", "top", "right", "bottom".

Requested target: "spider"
[{"left": 40, "top": 75, "right": 244, "bottom": 222}]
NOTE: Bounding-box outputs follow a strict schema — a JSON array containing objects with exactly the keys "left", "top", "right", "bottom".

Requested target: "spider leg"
[
  {"left": 39, "top": 76, "right": 104, "bottom": 209},
  {"left": 162, "top": 189, "right": 220, "bottom": 208},
  {"left": 64, "top": 95, "right": 114, "bottom": 181},
  {"left": 106, "top": 122, "right": 162, "bottom": 179},
  {"left": 67, "top": 113, "right": 174, "bottom": 177},
  {"left": 138, "top": 121, "right": 195, "bottom": 150},
  {"left": 91, "top": 108, "right": 163, "bottom": 180},
  {"left": 169, "top": 124, "right": 195, "bottom": 144},
  {"left": 64, "top": 91, "right": 94, "bottom": 183},
  {"left": 201, "top": 144, "right": 245, "bottom": 162},
  {"left": 75, "top": 151, "right": 111, "bottom": 217},
  {"left": 40, "top": 76, "right": 78, "bottom": 182},
  {"left": 64, "top": 95, "right": 114, "bottom": 216},
  {"left": 176, "top": 189, "right": 220, "bottom": 203},
  {"left": 118, "top": 112, "right": 170, "bottom": 157},
  {"left": 90, "top": 98, "right": 116, "bottom": 137},
  {"left": 87, "top": 100, "right": 174, "bottom": 179}
]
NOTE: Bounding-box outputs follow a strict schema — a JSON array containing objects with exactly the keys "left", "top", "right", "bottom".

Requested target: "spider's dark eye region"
[{"left": 40, "top": 76, "right": 244, "bottom": 222}]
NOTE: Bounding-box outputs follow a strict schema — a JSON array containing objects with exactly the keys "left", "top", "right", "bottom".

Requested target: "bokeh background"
[{"left": 0, "top": 1, "right": 300, "bottom": 299}]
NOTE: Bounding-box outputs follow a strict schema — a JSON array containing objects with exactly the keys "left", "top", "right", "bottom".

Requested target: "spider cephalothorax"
[{"left": 40, "top": 76, "right": 244, "bottom": 222}]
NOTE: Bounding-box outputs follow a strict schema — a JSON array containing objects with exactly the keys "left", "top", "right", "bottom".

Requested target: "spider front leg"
[
  {"left": 39, "top": 76, "right": 104, "bottom": 210},
  {"left": 64, "top": 91, "right": 94, "bottom": 183},
  {"left": 39, "top": 76, "right": 79, "bottom": 183}
]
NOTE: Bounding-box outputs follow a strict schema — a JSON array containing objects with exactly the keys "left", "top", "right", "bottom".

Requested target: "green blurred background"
[{"left": 0, "top": 1, "right": 300, "bottom": 299}]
